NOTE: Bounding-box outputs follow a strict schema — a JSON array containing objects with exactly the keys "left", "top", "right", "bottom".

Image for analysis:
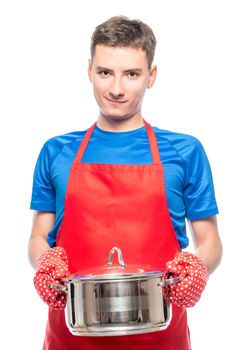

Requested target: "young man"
[{"left": 28, "top": 16, "right": 222, "bottom": 350}]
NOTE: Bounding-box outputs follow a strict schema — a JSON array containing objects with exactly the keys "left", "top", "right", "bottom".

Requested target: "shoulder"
[
  {"left": 36, "top": 130, "right": 87, "bottom": 170},
  {"left": 42, "top": 130, "right": 86, "bottom": 156},
  {"left": 153, "top": 126, "right": 202, "bottom": 147},
  {"left": 152, "top": 126, "right": 205, "bottom": 160},
  {"left": 44, "top": 130, "right": 86, "bottom": 150}
]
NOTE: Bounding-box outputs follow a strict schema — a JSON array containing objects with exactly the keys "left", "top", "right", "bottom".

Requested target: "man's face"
[{"left": 88, "top": 45, "right": 156, "bottom": 122}]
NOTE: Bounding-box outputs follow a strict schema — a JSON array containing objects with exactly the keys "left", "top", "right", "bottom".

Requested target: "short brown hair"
[{"left": 90, "top": 16, "right": 157, "bottom": 69}]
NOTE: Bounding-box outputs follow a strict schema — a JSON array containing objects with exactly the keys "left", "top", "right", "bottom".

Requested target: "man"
[{"left": 28, "top": 16, "right": 222, "bottom": 350}]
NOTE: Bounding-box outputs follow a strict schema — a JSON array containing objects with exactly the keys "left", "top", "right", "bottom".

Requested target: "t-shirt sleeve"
[
  {"left": 183, "top": 137, "right": 219, "bottom": 220},
  {"left": 30, "top": 142, "right": 56, "bottom": 212}
]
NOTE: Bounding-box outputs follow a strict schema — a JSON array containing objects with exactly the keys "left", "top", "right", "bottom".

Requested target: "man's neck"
[{"left": 96, "top": 115, "right": 145, "bottom": 132}]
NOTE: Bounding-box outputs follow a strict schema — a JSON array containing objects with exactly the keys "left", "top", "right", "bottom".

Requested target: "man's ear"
[
  {"left": 147, "top": 65, "right": 157, "bottom": 89},
  {"left": 88, "top": 59, "right": 93, "bottom": 82}
]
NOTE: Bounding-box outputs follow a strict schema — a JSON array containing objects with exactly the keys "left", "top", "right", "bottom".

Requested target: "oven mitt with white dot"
[
  {"left": 163, "top": 252, "right": 209, "bottom": 308},
  {"left": 33, "top": 247, "right": 70, "bottom": 310}
]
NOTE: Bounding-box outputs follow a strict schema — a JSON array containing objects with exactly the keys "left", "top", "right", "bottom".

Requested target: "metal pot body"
[{"left": 65, "top": 275, "right": 171, "bottom": 336}]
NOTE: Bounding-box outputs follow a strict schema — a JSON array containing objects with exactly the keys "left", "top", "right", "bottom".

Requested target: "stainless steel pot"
[{"left": 50, "top": 247, "right": 181, "bottom": 336}]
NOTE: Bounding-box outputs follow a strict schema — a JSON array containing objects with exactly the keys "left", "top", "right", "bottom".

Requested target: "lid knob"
[{"left": 107, "top": 247, "right": 126, "bottom": 267}]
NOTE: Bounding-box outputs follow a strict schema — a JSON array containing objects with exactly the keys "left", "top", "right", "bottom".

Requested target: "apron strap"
[
  {"left": 75, "top": 122, "right": 97, "bottom": 164},
  {"left": 74, "top": 119, "right": 161, "bottom": 165},
  {"left": 143, "top": 119, "right": 161, "bottom": 164}
]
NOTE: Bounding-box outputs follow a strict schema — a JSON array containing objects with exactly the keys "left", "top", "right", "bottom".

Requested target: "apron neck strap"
[
  {"left": 75, "top": 119, "right": 161, "bottom": 165},
  {"left": 75, "top": 122, "right": 97, "bottom": 164},
  {"left": 143, "top": 119, "right": 161, "bottom": 164}
]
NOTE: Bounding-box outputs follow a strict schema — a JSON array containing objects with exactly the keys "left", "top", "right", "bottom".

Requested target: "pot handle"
[
  {"left": 107, "top": 247, "right": 126, "bottom": 267},
  {"left": 157, "top": 276, "right": 184, "bottom": 287},
  {"left": 48, "top": 283, "right": 68, "bottom": 292}
]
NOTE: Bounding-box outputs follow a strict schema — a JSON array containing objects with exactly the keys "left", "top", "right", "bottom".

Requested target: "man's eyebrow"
[
  {"left": 124, "top": 68, "right": 143, "bottom": 73},
  {"left": 96, "top": 66, "right": 112, "bottom": 71},
  {"left": 96, "top": 66, "right": 143, "bottom": 73}
]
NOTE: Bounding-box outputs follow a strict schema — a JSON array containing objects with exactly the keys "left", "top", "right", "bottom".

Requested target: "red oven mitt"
[
  {"left": 164, "top": 252, "right": 209, "bottom": 308},
  {"left": 33, "top": 247, "right": 70, "bottom": 310}
]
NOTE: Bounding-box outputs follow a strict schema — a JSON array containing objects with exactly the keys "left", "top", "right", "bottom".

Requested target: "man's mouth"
[{"left": 105, "top": 97, "right": 127, "bottom": 104}]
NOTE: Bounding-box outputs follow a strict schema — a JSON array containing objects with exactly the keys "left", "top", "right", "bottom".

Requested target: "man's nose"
[{"left": 109, "top": 77, "right": 125, "bottom": 98}]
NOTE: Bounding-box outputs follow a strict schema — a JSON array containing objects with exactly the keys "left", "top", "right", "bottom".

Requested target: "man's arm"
[
  {"left": 28, "top": 210, "right": 55, "bottom": 269},
  {"left": 189, "top": 215, "right": 222, "bottom": 274}
]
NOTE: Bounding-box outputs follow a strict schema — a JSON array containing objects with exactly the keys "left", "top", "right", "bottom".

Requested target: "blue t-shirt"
[{"left": 30, "top": 125, "right": 218, "bottom": 249}]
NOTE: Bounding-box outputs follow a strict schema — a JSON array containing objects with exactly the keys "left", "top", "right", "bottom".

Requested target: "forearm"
[
  {"left": 28, "top": 235, "right": 50, "bottom": 270},
  {"left": 189, "top": 216, "right": 223, "bottom": 275},
  {"left": 195, "top": 235, "right": 222, "bottom": 274},
  {"left": 28, "top": 211, "right": 55, "bottom": 270}
]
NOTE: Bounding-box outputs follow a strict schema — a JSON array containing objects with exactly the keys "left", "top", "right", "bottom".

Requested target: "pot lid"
[{"left": 68, "top": 247, "right": 164, "bottom": 282}]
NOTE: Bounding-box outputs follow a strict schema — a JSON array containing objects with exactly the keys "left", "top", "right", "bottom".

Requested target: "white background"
[{"left": 1, "top": 1, "right": 233, "bottom": 349}]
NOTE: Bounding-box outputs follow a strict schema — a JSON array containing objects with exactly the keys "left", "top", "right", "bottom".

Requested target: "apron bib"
[{"left": 43, "top": 120, "right": 191, "bottom": 350}]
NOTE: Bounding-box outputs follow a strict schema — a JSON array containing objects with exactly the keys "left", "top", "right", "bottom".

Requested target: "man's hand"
[
  {"left": 33, "top": 246, "right": 70, "bottom": 310},
  {"left": 164, "top": 252, "right": 209, "bottom": 308}
]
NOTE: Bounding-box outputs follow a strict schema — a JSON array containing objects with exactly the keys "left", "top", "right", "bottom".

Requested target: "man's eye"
[
  {"left": 128, "top": 72, "right": 138, "bottom": 78},
  {"left": 99, "top": 71, "right": 110, "bottom": 76}
]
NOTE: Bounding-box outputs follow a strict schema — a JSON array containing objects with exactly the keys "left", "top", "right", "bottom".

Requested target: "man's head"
[
  {"left": 90, "top": 16, "right": 156, "bottom": 70},
  {"left": 88, "top": 16, "right": 157, "bottom": 124}
]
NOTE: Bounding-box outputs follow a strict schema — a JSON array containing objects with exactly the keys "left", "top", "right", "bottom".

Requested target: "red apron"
[{"left": 43, "top": 120, "right": 191, "bottom": 350}]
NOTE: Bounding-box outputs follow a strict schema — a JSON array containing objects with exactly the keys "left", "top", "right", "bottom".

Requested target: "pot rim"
[{"left": 65, "top": 269, "right": 165, "bottom": 283}]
